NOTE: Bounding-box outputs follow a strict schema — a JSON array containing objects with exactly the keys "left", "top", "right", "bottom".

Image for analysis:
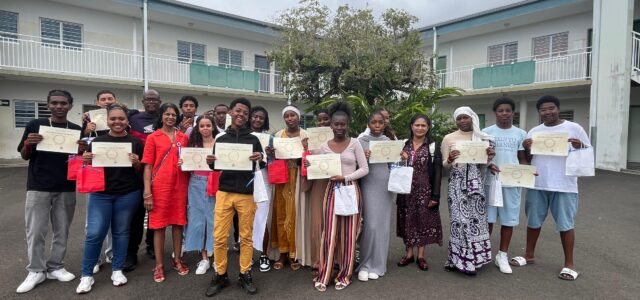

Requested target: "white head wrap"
[
  {"left": 282, "top": 105, "right": 301, "bottom": 118},
  {"left": 453, "top": 106, "right": 493, "bottom": 142}
]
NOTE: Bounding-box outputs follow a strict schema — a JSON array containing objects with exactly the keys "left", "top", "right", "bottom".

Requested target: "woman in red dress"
[{"left": 141, "top": 103, "right": 189, "bottom": 282}]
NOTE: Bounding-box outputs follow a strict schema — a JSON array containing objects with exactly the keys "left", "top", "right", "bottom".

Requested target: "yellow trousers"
[{"left": 213, "top": 191, "right": 256, "bottom": 274}]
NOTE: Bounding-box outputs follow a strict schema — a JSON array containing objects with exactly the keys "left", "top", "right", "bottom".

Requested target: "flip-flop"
[
  {"left": 290, "top": 260, "right": 302, "bottom": 271},
  {"left": 509, "top": 256, "right": 534, "bottom": 267},
  {"left": 273, "top": 260, "right": 285, "bottom": 270},
  {"left": 558, "top": 267, "right": 579, "bottom": 281}
]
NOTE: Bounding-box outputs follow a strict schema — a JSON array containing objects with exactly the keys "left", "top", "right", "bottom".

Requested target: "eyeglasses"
[{"left": 143, "top": 98, "right": 160, "bottom": 102}]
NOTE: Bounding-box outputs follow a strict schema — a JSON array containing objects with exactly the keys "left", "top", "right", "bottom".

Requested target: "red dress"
[{"left": 141, "top": 130, "right": 189, "bottom": 229}]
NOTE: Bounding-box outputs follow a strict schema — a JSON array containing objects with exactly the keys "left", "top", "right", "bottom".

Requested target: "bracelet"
[{"left": 143, "top": 193, "right": 152, "bottom": 199}]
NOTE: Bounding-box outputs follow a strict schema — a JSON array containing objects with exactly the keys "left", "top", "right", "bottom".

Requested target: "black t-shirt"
[
  {"left": 81, "top": 120, "right": 109, "bottom": 138},
  {"left": 88, "top": 134, "right": 145, "bottom": 195},
  {"left": 17, "top": 118, "right": 82, "bottom": 192},
  {"left": 129, "top": 111, "right": 158, "bottom": 144}
]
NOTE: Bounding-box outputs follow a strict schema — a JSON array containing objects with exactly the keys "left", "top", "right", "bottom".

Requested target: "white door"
[{"left": 628, "top": 106, "right": 640, "bottom": 163}]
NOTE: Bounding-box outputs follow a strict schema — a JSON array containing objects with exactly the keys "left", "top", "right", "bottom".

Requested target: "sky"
[{"left": 178, "top": 0, "right": 523, "bottom": 28}]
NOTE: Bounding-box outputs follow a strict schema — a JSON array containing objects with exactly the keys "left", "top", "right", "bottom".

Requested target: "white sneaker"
[
  {"left": 93, "top": 263, "right": 100, "bottom": 274},
  {"left": 368, "top": 273, "right": 379, "bottom": 280},
  {"left": 16, "top": 272, "right": 46, "bottom": 293},
  {"left": 357, "top": 270, "right": 369, "bottom": 282},
  {"left": 495, "top": 251, "right": 513, "bottom": 274},
  {"left": 47, "top": 268, "right": 76, "bottom": 282},
  {"left": 195, "top": 259, "right": 210, "bottom": 275},
  {"left": 76, "top": 276, "right": 94, "bottom": 294},
  {"left": 105, "top": 256, "right": 113, "bottom": 264},
  {"left": 111, "top": 270, "right": 127, "bottom": 286}
]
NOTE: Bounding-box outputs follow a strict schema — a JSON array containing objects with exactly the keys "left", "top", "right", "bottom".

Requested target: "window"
[
  {"left": 478, "top": 114, "right": 486, "bottom": 129},
  {"left": 0, "top": 10, "right": 18, "bottom": 39},
  {"left": 40, "top": 18, "right": 82, "bottom": 48},
  {"left": 255, "top": 55, "right": 269, "bottom": 71},
  {"left": 559, "top": 110, "right": 574, "bottom": 122},
  {"left": 14, "top": 100, "right": 52, "bottom": 128},
  {"left": 532, "top": 32, "right": 569, "bottom": 59},
  {"left": 488, "top": 42, "right": 518, "bottom": 65},
  {"left": 218, "top": 48, "right": 243, "bottom": 69},
  {"left": 177, "top": 40, "right": 205, "bottom": 64},
  {"left": 513, "top": 112, "right": 520, "bottom": 127}
]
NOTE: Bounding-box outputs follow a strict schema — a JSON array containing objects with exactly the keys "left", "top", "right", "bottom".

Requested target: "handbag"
[
  {"left": 333, "top": 183, "right": 358, "bottom": 216},
  {"left": 76, "top": 165, "right": 105, "bottom": 193},
  {"left": 267, "top": 159, "right": 289, "bottom": 184},
  {"left": 206, "top": 171, "right": 222, "bottom": 197},
  {"left": 487, "top": 174, "right": 503, "bottom": 207},
  {"left": 388, "top": 163, "right": 413, "bottom": 194},
  {"left": 253, "top": 170, "right": 270, "bottom": 203},
  {"left": 67, "top": 155, "right": 84, "bottom": 180},
  {"left": 565, "top": 147, "right": 595, "bottom": 177}
]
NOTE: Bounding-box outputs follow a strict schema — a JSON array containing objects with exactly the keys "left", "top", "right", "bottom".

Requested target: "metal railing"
[{"left": 632, "top": 31, "right": 640, "bottom": 74}]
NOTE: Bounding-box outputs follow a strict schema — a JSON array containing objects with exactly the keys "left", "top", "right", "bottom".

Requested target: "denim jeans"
[{"left": 81, "top": 190, "right": 140, "bottom": 276}]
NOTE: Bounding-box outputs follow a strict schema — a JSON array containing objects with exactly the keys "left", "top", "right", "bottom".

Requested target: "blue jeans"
[{"left": 81, "top": 190, "right": 140, "bottom": 276}]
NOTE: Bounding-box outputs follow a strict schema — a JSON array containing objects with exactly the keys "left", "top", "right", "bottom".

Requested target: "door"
[
  {"left": 628, "top": 106, "right": 640, "bottom": 163},
  {"left": 255, "top": 55, "right": 270, "bottom": 92},
  {"left": 436, "top": 56, "right": 447, "bottom": 88}
]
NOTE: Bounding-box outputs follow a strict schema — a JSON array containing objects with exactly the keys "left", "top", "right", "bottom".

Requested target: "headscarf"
[
  {"left": 453, "top": 106, "right": 493, "bottom": 142},
  {"left": 281, "top": 105, "right": 300, "bottom": 118}
]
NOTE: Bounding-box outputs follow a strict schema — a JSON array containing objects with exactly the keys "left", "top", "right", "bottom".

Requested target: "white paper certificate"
[
  {"left": 224, "top": 114, "right": 232, "bottom": 129},
  {"left": 89, "top": 109, "right": 108, "bottom": 131},
  {"left": 531, "top": 132, "right": 569, "bottom": 156},
  {"left": 273, "top": 137, "right": 304, "bottom": 159},
  {"left": 92, "top": 142, "right": 132, "bottom": 167},
  {"left": 306, "top": 127, "right": 334, "bottom": 151},
  {"left": 214, "top": 143, "right": 253, "bottom": 171},
  {"left": 369, "top": 140, "right": 405, "bottom": 163},
  {"left": 454, "top": 141, "right": 489, "bottom": 164},
  {"left": 37, "top": 126, "right": 81, "bottom": 154},
  {"left": 499, "top": 164, "right": 537, "bottom": 188},
  {"left": 251, "top": 133, "right": 271, "bottom": 153},
  {"left": 180, "top": 147, "right": 212, "bottom": 171},
  {"left": 306, "top": 154, "right": 342, "bottom": 180}
]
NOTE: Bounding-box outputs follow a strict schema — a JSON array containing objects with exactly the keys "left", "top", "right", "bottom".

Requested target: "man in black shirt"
[{"left": 16, "top": 90, "right": 87, "bottom": 294}]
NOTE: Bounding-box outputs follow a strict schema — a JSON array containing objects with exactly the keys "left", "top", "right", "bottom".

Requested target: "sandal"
[
  {"left": 417, "top": 258, "right": 429, "bottom": 271},
  {"left": 558, "top": 267, "right": 579, "bottom": 281},
  {"left": 290, "top": 259, "right": 302, "bottom": 271},
  {"left": 273, "top": 259, "right": 285, "bottom": 270},
  {"left": 509, "top": 256, "right": 534, "bottom": 267},
  {"left": 314, "top": 282, "right": 326, "bottom": 292},
  {"left": 311, "top": 268, "right": 319, "bottom": 277},
  {"left": 335, "top": 282, "right": 347, "bottom": 290}
]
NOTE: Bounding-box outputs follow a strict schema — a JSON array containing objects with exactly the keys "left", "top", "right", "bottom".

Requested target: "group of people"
[{"left": 15, "top": 88, "right": 590, "bottom": 296}]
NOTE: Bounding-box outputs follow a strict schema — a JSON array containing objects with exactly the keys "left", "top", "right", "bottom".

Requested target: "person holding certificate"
[
  {"left": 82, "top": 90, "right": 118, "bottom": 138},
  {"left": 441, "top": 106, "right": 495, "bottom": 276},
  {"left": 76, "top": 104, "right": 144, "bottom": 294},
  {"left": 395, "top": 114, "right": 443, "bottom": 273},
  {"left": 205, "top": 98, "right": 264, "bottom": 297},
  {"left": 141, "top": 103, "right": 190, "bottom": 283},
  {"left": 181, "top": 115, "right": 219, "bottom": 275},
  {"left": 16, "top": 90, "right": 86, "bottom": 294},
  {"left": 311, "top": 102, "right": 369, "bottom": 292},
  {"left": 177, "top": 95, "right": 199, "bottom": 135},
  {"left": 511, "top": 96, "right": 590, "bottom": 281}
]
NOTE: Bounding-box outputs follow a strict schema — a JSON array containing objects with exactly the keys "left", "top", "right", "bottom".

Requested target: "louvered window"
[
  {"left": 177, "top": 40, "right": 206, "bottom": 64},
  {"left": 219, "top": 48, "right": 243, "bottom": 69},
  {"left": 14, "top": 100, "right": 52, "bottom": 128},
  {"left": 40, "top": 18, "right": 82, "bottom": 48},
  {"left": 533, "top": 32, "right": 569, "bottom": 59},
  {"left": 0, "top": 10, "right": 18, "bottom": 39},
  {"left": 488, "top": 42, "right": 518, "bottom": 65}
]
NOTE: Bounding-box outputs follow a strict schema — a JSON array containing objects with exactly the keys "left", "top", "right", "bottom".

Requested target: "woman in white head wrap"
[{"left": 440, "top": 106, "right": 496, "bottom": 275}]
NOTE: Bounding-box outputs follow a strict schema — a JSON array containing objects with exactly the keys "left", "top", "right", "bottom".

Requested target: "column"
[{"left": 519, "top": 99, "right": 528, "bottom": 130}]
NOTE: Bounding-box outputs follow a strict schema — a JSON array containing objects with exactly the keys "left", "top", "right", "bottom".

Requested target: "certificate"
[
  {"left": 88, "top": 109, "right": 108, "bottom": 131},
  {"left": 454, "top": 141, "right": 489, "bottom": 164},
  {"left": 273, "top": 137, "right": 304, "bottom": 159},
  {"left": 306, "top": 154, "right": 342, "bottom": 180},
  {"left": 306, "top": 127, "right": 333, "bottom": 151},
  {"left": 92, "top": 142, "right": 132, "bottom": 167},
  {"left": 531, "top": 132, "right": 569, "bottom": 156},
  {"left": 251, "top": 132, "right": 271, "bottom": 153},
  {"left": 369, "top": 140, "right": 405, "bottom": 163},
  {"left": 214, "top": 143, "right": 253, "bottom": 171},
  {"left": 37, "top": 126, "right": 81, "bottom": 154},
  {"left": 499, "top": 164, "right": 537, "bottom": 188},
  {"left": 224, "top": 114, "right": 232, "bottom": 130},
  {"left": 180, "top": 147, "right": 212, "bottom": 171}
]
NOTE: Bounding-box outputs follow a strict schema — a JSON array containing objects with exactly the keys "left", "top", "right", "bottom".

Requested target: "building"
[
  {"left": 0, "top": 0, "right": 289, "bottom": 159},
  {"left": 421, "top": 0, "right": 639, "bottom": 172}
]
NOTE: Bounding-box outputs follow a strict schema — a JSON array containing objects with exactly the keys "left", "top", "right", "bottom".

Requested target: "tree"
[{"left": 269, "top": 0, "right": 427, "bottom": 104}]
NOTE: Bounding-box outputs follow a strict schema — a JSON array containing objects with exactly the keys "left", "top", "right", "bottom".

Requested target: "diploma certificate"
[
  {"left": 224, "top": 114, "right": 232, "bottom": 130},
  {"left": 273, "top": 137, "right": 304, "bottom": 159},
  {"left": 251, "top": 133, "right": 271, "bottom": 153},
  {"left": 454, "top": 141, "right": 489, "bottom": 164},
  {"left": 180, "top": 147, "right": 212, "bottom": 171},
  {"left": 306, "top": 154, "right": 342, "bottom": 180},
  {"left": 369, "top": 140, "right": 405, "bottom": 163},
  {"left": 531, "top": 132, "right": 569, "bottom": 156},
  {"left": 88, "top": 109, "right": 109, "bottom": 131},
  {"left": 214, "top": 143, "right": 253, "bottom": 171},
  {"left": 37, "top": 126, "right": 81, "bottom": 154},
  {"left": 92, "top": 142, "right": 132, "bottom": 167},
  {"left": 306, "top": 127, "right": 334, "bottom": 151},
  {"left": 499, "top": 164, "right": 537, "bottom": 188}
]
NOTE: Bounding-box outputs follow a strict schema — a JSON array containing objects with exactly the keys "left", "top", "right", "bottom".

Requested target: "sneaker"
[
  {"left": 47, "top": 268, "right": 76, "bottom": 282},
  {"left": 195, "top": 259, "right": 210, "bottom": 275},
  {"left": 357, "top": 270, "right": 369, "bottom": 282},
  {"left": 105, "top": 255, "right": 113, "bottom": 264},
  {"left": 153, "top": 266, "right": 165, "bottom": 283},
  {"left": 75, "top": 276, "right": 94, "bottom": 294},
  {"left": 205, "top": 273, "right": 229, "bottom": 297},
  {"left": 173, "top": 259, "right": 189, "bottom": 276},
  {"left": 238, "top": 271, "right": 257, "bottom": 295},
  {"left": 495, "top": 251, "right": 513, "bottom": 274},
  {"left": 111, "top": 270, "right": 127, "bottom": 286},
  {"left": 368, "top": 273, "right": 379, "bottom": 280},
  {"left": 259, "top": 255, "right": 271, "bottom": 272},
  {"left": 93, "top": 263, "right": 101, "bottom": 274},
  {"left": 16, "top": 272, "right": 45, "bottom": 293}
]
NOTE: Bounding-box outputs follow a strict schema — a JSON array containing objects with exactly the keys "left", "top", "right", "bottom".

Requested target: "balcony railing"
[
  {"left": 435, "top": 48, "right": 592, "bottom": 91},
  {"left": 0, "top": 32, "right": 284, "bottom": 94}
]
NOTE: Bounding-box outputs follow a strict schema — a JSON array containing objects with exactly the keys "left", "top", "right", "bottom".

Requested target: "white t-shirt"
[{"left": 526, "top": 120, "right": 590, "bottom": 193}]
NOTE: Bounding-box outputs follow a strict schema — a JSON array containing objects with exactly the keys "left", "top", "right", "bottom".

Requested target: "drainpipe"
[{"left": 143, "top": 0, "right": 149, "bottom": 91}]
